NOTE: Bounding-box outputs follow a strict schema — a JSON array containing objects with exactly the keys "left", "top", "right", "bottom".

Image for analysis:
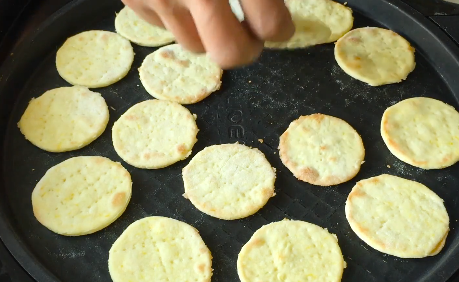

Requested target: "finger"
[
  {"left": 154, "top": 5, "right": 205, "bottom": 53},
  {"left": 122, "top": 0, "right": 165, "bottom": 28},
  {"left": 240, "top": 0, "right": 295, "bottom": 42},
  {"left": 190, "top": 0, "right": 263, "bottom": 69}
]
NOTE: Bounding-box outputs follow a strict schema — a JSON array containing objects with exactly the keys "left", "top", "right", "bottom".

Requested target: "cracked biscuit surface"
[
  {"left": 109, "top": 216, "right": 212, "bottom": 282},
  {"left": 238, "top": 219, "right": 345, "bottom": 282}
]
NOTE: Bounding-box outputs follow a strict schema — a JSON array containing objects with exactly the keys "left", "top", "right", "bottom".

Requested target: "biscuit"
[
  {"left": 139, "top": 44, "right": 222, "bottom": 104},
  {"left": 32, "top": 156, "right": 132, "bottom": 236},
  {"left": 115, "top": 6, "right": 174, "bottom": 47},
  {"left": 109, "top": 216, "right": 212, "bottom": 282},
  {"left": 18, "top": 86, "right": 109, "bottom": 152},
  {"left": 279, "top": 114, "right": 365, "bottom": 186},
  {"left": 183, "top": 144, "right": 276, "bottom": 220},
  {"left": 335, "top": 27, "right": 415, "bottom": 86},
  {"left": 56, "top": 30, "right": 134, "bottom": 88},
  {"left": 345, "top": 174, "right": 449, "bottom": 258},
  {"left": 265, "top": 0, "right": 353, "bottom": 49},
  {"left": 238, "top": 219, "right": 345, "bottom": 282},
  {"left": 112, "top": 100, "right": 198, "bottom": 169},
  {"left": 381, "top": 97, "right": 459, "bottom": 169}
]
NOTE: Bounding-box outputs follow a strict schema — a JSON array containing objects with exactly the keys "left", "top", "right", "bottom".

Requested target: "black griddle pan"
[{"left": 1, "top": 0, "right": 459, "bottom": 281}]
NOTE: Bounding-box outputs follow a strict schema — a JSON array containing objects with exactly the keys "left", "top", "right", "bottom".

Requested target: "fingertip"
[
  {"left": 190, "top": 0, "right": 263, "bottom": 69},
  {"left": 240, "top": 0, "right": 295, "bottom": 42},
  {"left": 259, "top": 15, "right": 295, "bottom": 42},
  {"left": 210, "top": 39, "right": 263, "bottom": 69},
  {"left": 121, "top": 0, "right": 133, "bottom": 6},
  {"left": 178, "top": 42, "right": 206, "bottom": 54},
  {"left": 282, "top": 16, "right": 296, "bottom": 41},
  {"left": 122, "top": 2, "right": 166, "bottom": 29},
  {"left": 158, "top": 9, "right": 206, "bottom": 54}
]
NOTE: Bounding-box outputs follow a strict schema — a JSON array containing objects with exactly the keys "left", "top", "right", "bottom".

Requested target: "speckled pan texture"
[{"left": 0, "top": 0, "right": 459, "bottom": 281}]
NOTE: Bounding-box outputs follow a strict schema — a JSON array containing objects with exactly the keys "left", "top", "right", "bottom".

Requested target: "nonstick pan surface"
[{"left": 1, "top": 0, "right": 459, "bottom": 281}]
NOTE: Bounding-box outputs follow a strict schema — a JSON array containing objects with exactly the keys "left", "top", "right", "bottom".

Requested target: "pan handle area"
[
  {"left": 430, "top": 15, "right": 459, "bottom": 46},
  {"left": 401, "top": 0, "right": 459, "bottom": 15}
]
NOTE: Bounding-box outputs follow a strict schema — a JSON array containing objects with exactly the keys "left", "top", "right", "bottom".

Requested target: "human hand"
[{"left": 121, "top": 0, "right": 295, "bottom": 69}]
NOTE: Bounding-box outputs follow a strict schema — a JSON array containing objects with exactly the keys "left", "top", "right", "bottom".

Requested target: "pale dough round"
[
  {"left": 115, "top": 6, "right": 175, "bottom": 47},
  {"left": 109, "top": 216, "right": 212, "bottom": 282},
  {"left": 18, "top": 86, "right": 109, "bottom": 152},
  {"left": 334, "top": 27, "right": 416, "bottom": 86},
  {"left": 345, "top": 174, "right": 449, "bottom": 258},
  {"left": 182, "top": 144, "right": 276, "bottom": 220},
  {"left": 381, "top": 97, "right": 459, "bottom": 169},
  {"left": 32, "top": 156, "right": 132, "bottom": 236},
  {"left": 238, "top": 219, "right": 345, "bottom": 282},
  {"left": 56, "top": 30, "right": 134, "bottom": 88},
  {"left": 139, "top": 44, "right": 222, "bottom": 104},
  {"left": 279, "top": 114, "right": 365, "bottom": 186},
  {"left": 112, "top": 99, "right": 198, "bottom": 169},
  {"left": 265, "top": 0, "right": 353, "bottom": 49}
]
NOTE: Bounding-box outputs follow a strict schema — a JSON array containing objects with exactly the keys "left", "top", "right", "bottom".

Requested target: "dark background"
[{"left": 0, "top": 0, "right": 458, "bottom": 281}]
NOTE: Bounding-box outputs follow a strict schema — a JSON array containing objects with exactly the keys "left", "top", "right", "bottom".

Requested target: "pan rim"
[
  {"left": 0, "top": 2, "right": 104, "bottom": 282},
  {"left": 0, "top": 0, "right": 458, "bottom": 281}
]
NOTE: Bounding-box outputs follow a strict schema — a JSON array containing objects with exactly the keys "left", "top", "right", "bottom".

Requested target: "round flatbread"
[
  {"left": 32, "top": 156, "right": 132, "bottom": 236},
  {"left": 112, "top": 100, "right": 198, "bottom": 169},
  {"left": 139, "top": 44, "right": 222, "bottom": 104},
  {"left": 183, "top": 144, "right": 276, "bottom": 220},
  {"left": 334, "top": 27, "right": 415, "bottom": 86},
  {"left": 279, "top": 114, "right": 364, "bottom": 186},
  {"left": 381, "top": 97, "right": 459, "bottom": 169},
  {"left": 109, "top": 216, "right": 212, "bottom": 282},
  {"left": 18, "top": 86, "right": 109, "bottom": 152},
  {"left": 265, "top": 0, "right": 353, "bottom": 49},
  {"left": 238, "top": 219, "right": 345, "bottom": 282},
  {"left": 345, "top": 174, "right": 449, "bottom": 258},
  {"left": 115, "top": 6, "right": 175, "bottom": 47},
  {"left": 56, "top": 30, "right": 134, "bottom": 88}
]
